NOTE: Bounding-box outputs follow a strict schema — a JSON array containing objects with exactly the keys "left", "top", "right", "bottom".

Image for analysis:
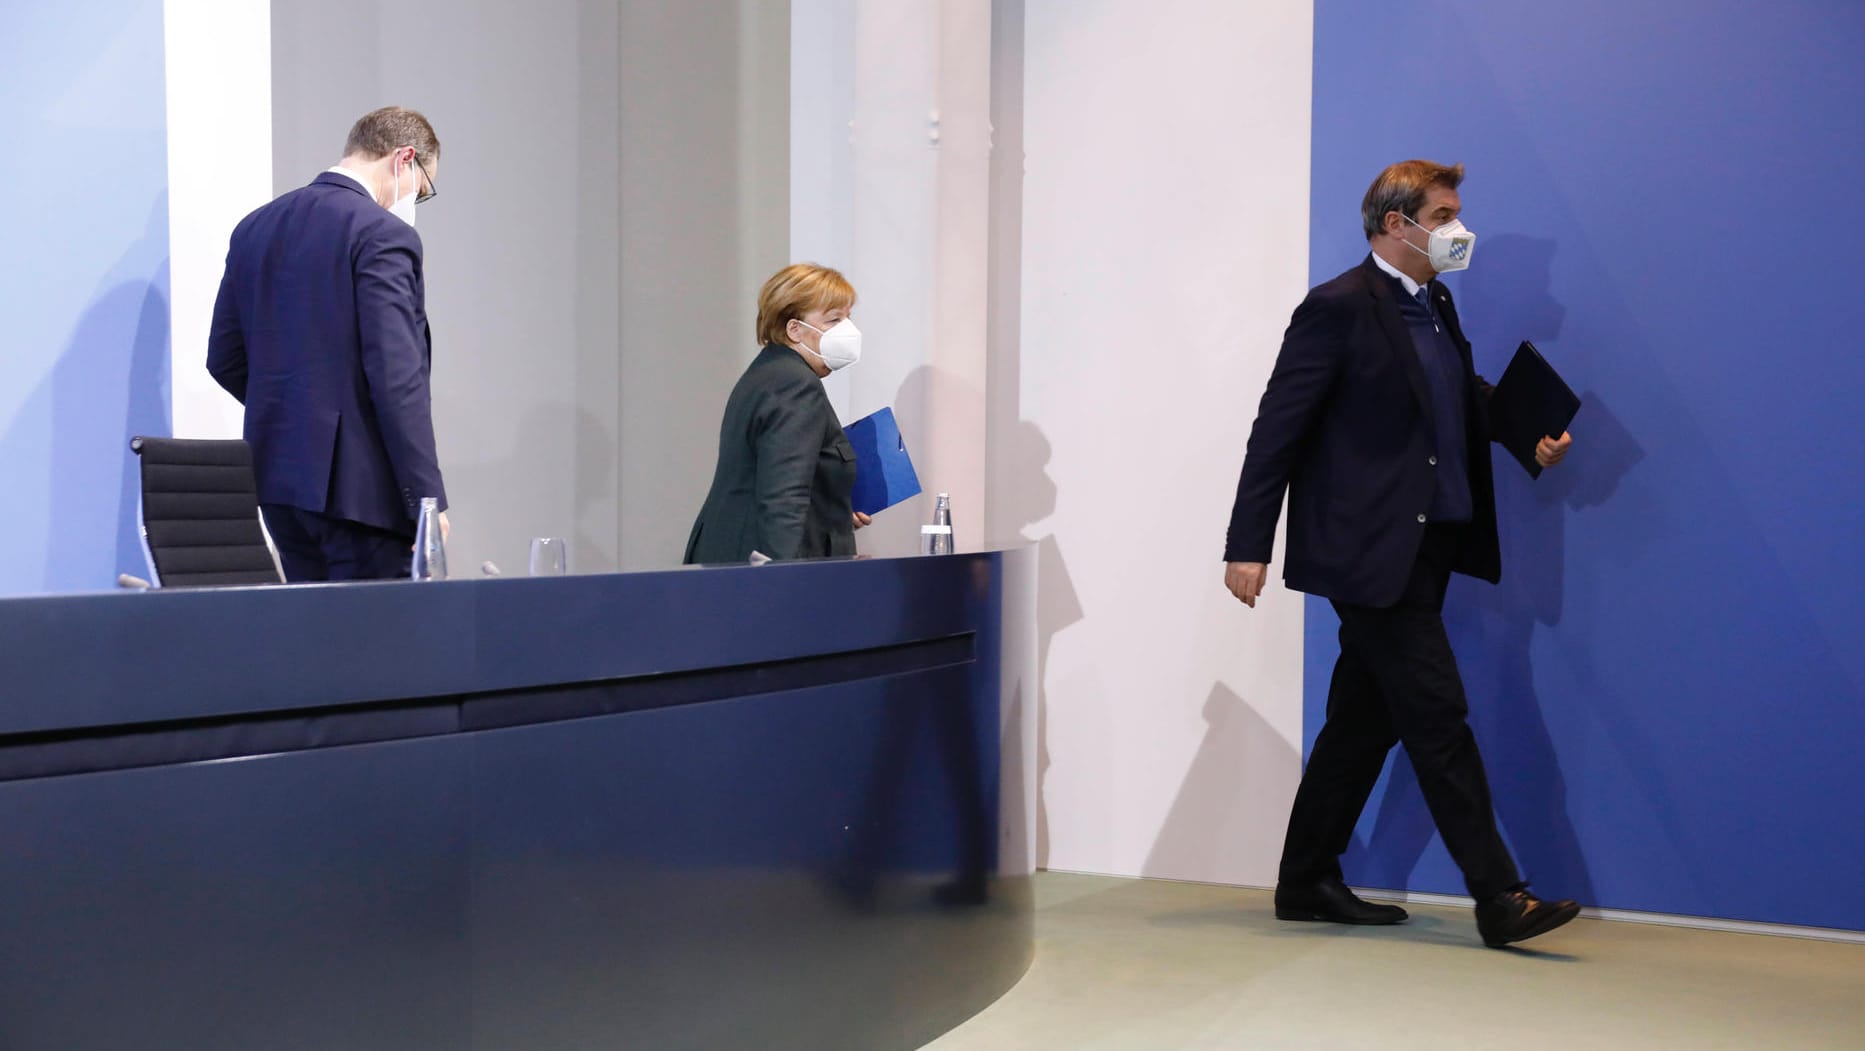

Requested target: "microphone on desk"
[
  {"left": 481, "top": 561, "right": 502, "bottom": 577},
  {"left": 117, "top": 573, "right": 152, "bottom": 589}
]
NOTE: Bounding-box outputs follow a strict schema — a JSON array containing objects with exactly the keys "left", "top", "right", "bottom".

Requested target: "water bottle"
[
  {"left": 920, "top": 492, "right": 954, "bottom": 556},
  {"left": 412, "top": 497, "right": 448, "bottom": 580}
]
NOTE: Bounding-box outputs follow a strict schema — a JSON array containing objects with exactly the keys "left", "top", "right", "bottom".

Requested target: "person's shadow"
[
  {"left": 1342, "top": 235, "right": 1641, "bottom": 903},
  {"left": 1143, "top": 684, "right": 1300, "bottom": 882},
  {"left": 825, "top": 355, "right": 1081, "bottom": 904},
  {"left": 857, "top": 364, "right": 1084, "bottom": 869},
  {"left": 978, "top": 412, "right": 1080, "bottom": 869}
]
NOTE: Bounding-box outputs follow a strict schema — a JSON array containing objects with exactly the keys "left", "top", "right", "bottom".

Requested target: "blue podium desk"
[{"left": 0, "top": 548, "right": 1037, "bottom": 1051}]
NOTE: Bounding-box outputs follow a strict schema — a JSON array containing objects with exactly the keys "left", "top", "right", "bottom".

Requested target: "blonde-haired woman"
[{"left": 684, "top": 263, "right": 872, "bottom": 564}]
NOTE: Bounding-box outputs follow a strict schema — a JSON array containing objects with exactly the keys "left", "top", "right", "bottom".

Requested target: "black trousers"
[
  {"left": 261, "top": 505, "right": 412, "bottom": 583},
  {"left": 1277, "top": 524, "right": 1521, "bottom": 900}
]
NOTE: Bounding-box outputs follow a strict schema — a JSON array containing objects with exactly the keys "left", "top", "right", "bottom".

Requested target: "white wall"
[
  {"left": 267, "top": 0, "right": 621, "bottom": 574},
  {"left": 618, "top": 0, "right": 791, "bottom": 571},
  {"left": 1013, "top": 0, "right": 1314, "bottom": 886},
  {"left": 267, "top": 1, "right": 787, "bottom": 574},
  {"left": 790, "top": 0, "right": 993, "bottom": 559},
  {"left": 790, "top": 0, "right": 857, "bottom": 422}
]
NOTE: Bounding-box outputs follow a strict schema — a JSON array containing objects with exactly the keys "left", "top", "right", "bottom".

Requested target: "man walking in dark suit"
[
  {"left": 208, "top": 106, "right": 446, "bottom": 581},
  {"left": 1223, "top": 160, "right": 1580, "bottom": 948}
]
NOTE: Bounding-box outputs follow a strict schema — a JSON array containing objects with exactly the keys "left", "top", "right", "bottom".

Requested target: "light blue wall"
[
  {"left": 1308, "top": 0, "right": 1865, "bottom": 929},
  {"left": 0, "top": 0, "right": 170, "bottom": 595}
]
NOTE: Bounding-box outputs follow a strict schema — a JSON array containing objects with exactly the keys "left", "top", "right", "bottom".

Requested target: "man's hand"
[
  {"left": 1225, "top": 561, "right": 1268, "bottom": 608},
  {"left": 852, "top": 511, "right": 872, "bottom": 530},
  {"left": 412, "top": 511, "right": 453, "bottom": 556},
  {"left": 1535, "top": 431, "right": 1573, "bottom": 468}
]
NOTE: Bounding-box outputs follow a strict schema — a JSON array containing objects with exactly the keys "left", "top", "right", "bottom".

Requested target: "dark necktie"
[{"left": 1416, "top": 286, "right": 1445, "bottom": 334}]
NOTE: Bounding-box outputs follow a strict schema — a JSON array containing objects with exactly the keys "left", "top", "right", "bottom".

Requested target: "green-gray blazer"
[{"left": 684, "top": 343, "right": 856, "bottom": 563}]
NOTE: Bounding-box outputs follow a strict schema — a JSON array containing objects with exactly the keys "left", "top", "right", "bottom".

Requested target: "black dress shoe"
[
  {"left": 1475, "top": 886, "right": 1581, "bottom": 948},
  {"left": 1275, "top": 877, "right": 1408, "bottom": 925}
]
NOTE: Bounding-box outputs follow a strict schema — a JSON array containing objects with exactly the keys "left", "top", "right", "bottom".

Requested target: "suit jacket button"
[
  {"left": 1417, "top": 514, "right": 1428, "bottom": 524},
  {"left": 1428, "top": 455, "right": 1438, "bottom": 466}
]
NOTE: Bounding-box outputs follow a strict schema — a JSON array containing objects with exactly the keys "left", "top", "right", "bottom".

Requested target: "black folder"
[{"left": 1489, "top": 341, "right": 1581, "bottom": 479}]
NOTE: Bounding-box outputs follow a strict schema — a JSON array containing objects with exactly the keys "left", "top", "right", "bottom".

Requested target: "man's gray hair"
[{"left": 1361, "top": 160, "right": 1464, "bottom": 240}]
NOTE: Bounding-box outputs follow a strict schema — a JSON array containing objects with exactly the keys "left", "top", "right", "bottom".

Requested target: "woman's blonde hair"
[{"left": 756, "top": 263, "right": 856, "bottom": 347}]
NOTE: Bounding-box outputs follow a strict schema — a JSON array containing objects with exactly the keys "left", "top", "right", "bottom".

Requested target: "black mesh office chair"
[{"left": 130, "top": 436, "right": 284, "bottom": 587}]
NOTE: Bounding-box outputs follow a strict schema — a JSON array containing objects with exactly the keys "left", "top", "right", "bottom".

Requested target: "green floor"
[{"left": 927, "top": 872, "right": 1865, "bottom": 1050}]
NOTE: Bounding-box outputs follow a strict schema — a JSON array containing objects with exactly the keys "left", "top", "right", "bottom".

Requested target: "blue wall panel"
[
  {"left": 1307, "top": 0, "right": 1865, "bottom": 929},
  {"left": 0, "top": 1, "right": 170, "bottom": 596}
]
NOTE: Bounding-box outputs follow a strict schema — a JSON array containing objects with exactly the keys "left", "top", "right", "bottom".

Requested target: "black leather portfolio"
[{"left": 1490, "top": 340, "right": 1581, "bottom": 478}]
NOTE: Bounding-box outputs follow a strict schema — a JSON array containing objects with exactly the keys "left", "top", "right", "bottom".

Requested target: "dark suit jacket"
[
  {"left": 1224, "top": 254, "right": 1502, "bottom": 607},
  {"left": 207, "top": 171, "right": 445, "bottom": 536},
  {"left": 684, "top": 344, "right": 857, "bottom": 563}
]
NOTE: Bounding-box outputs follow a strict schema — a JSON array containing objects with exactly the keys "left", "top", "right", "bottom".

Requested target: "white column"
[
  {"left": 790, "top": 0, "right": 856, "bottom": 423},
  {"left": 792, "top": 0, "right": 993, "bottom": 556},
  {"left": 164, "top": 0, "right": 273, "bottom": 440},
  {"left": 922, "top": 0, "right": 993, "bottom": 556},
  {"left": 1016, "top": 0, "right": 1315, "bottom": 885}
]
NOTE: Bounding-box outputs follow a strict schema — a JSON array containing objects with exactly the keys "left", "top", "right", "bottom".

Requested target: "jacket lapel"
[{"left": 1363, "top": 256, "right": 1436, "bottom": 420}]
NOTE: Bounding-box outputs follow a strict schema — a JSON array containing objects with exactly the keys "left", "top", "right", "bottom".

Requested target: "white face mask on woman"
[{"left": 795, "top": 318, "right": 863, "bottom": 371}]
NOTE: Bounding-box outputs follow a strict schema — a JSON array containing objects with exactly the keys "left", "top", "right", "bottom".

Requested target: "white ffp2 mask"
[
  {"left": 796, "top": 319, "right": 862, "bottom": 371},
  {"left": 1404, "top": 214, "right": 1474, "bottom": 272}
]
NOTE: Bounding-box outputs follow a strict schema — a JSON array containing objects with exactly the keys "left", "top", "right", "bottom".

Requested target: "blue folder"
[{"left": 843, "top": 406, "right": 922, "bottom": 516}]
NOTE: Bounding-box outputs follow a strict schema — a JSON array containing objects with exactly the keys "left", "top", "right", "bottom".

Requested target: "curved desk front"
[{"left": 0, "top": 548, "right": 1037, "bottom": 1051}]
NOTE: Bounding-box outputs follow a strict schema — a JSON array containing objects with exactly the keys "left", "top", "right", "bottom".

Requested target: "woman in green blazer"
[{"left": 684, "top": 263, "right": 871, "bottom": 563}]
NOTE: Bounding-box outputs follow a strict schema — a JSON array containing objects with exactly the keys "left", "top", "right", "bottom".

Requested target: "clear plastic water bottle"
[
  {"left": 920, "top": 492, "right": 954, "bottom": 556},
  {"left": 412, "top": 497, "right": 448, "bottom": 580}
]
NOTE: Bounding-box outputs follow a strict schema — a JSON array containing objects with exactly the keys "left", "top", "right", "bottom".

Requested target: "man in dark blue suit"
[
  {"left": 1223, "top": 160, "right": 1579, "bottom": 948},
  {"left": 208, "top": 106, "right": 446, "bottom": 581}
]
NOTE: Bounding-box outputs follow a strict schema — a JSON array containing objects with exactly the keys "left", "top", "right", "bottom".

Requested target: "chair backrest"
[{"left": 131, "top": 436, "right": 283, "bottom": 587}]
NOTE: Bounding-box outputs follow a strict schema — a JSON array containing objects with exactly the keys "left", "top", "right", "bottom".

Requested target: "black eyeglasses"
[{"left": 413, "top": 154, "right": 438, "bottom": 205}]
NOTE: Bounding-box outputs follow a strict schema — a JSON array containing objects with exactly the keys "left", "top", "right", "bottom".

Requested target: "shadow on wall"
[
  {"left": 863, "top": 364, "right": 980, "bottom": 559},
  {"left": 985, "top": 416, "right": 1079, "bottom": 869},
  {"left": 1144, "top": 683, "right": 1300, "bottom": 883},
  {"left": 901, "top": 352, "right": 1081, "bottom": 869},
  {"left": 0, "top": 195, "right": 170, "bottom": 594},
  {"left": 1339, "top": 233, "right": 1645, "bottom": 904}
]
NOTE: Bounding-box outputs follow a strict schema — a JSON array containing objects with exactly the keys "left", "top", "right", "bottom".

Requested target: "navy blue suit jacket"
[
  {"left": 1224, "top": 255, "right": 1502, "bottom": 607},
  {"left": 208, "top": 172, "right": 445, "bottom": 536}
]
